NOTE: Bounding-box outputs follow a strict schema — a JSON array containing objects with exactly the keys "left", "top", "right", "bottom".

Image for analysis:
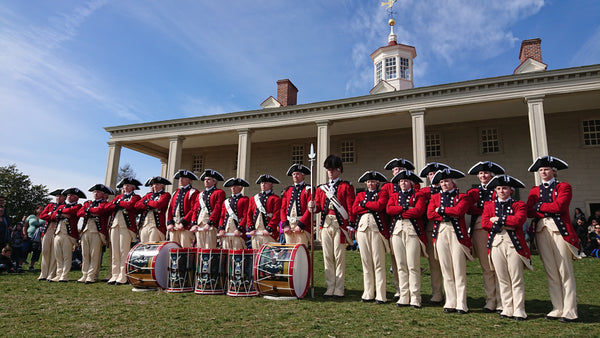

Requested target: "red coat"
[
  {"left": 481, "top": 199, "right": 530, "bottom": 259},
  {"left": 77, "top": 200, "right": 112, "bottom": 237},
  {"left": 427, "top": 192, "right": 472, "bottom": 248},
  {"left": 352, "top": 189, "right": 390, "bottom": 238},
  {"left": 167, "top": 187, "right": 200, "bottom": 230},
  {"left": 280, "top": 184, "right": 313, "bottom": 232},
  {"left": 219, "top": 195, "right": 249, "bottom": 236},
  {"left": 314, "top": 180, "right": 356, "bottom": 228},
  {"left": 51, "top": 203, "right": 82, "bottom": 239},
  {"left": 246, "top": 192, "right": 281, "bottom": 240},
  {"left": 40, "top": 202, "right": 64, "bottom": 234},
  {"left": 466, "top": 186, "right": 496, "bottom": 216},
  {"left": 526, "top": 182, "right": 580, "bottom": 249},
  {"left": 386, "top": 190, "right": 427, "bottom": 245},
  {"left": 106, "top": 193, "right": 141, "bottom": 233},
  {"left": 136, "top": 191, "right": 171, "bottom": 234},
  {"left": 192, "top": 188, "right": 226, "bottom": 226}
]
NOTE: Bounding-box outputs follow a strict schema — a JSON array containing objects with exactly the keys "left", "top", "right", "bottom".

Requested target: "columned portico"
[
  {"left": 104, "top": 141, "right": 121, "bottom": 190},
  {"left": 316, "top": 120, "right": 331, "bottom": 186},
  {"left": 525, "top": 95, "right": 548, "bottom": 185},
  {"left": 410, "top": 109, "right": 426, "bottom": 173},
  {"left": 167, "top": 136, "right": 184, "bottom": 192},
  {"left": 160, "top": 160, "right": 168, "bottom": 178},
  {"left": 237, "top": 128, "right": 252, "bottom": 180}
]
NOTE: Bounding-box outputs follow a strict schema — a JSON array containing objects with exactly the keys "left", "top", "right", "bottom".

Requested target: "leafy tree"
[
  {"left": 117, "top": 163, "right": 137, "bottom": 183},
  {"left": 0, "top": 164, "right": 50, "bottom": 224}
]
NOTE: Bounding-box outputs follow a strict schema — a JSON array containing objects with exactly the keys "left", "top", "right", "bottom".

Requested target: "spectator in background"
[
  {"left": 10, "top": 222, "right": 27, "bottom": 271},
  {"left": 575, "top": 218, "right": 589, "bottom": 257},
  {"left": 588, "top": 219, "right": 599, "bottom": 234},
  {"left": 0, "top": 245, "right": 15, "bottom": 273},
  {"left": 572, "top": 208, "right": 585, "bottom": 224},
  {"left": 588, "top": 210, "right": 600, "bottom": 227},
  {"left": 0, "top": 207, "right": 9, "bottom": 249},
  {"left": 25, "top": 205, "right": 45, "bottom": 271},
  {"left": 586, "top": 223, "right": 600, "bottom": 258}
]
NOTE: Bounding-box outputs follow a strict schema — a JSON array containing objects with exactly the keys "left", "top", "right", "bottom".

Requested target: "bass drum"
[
  {"left": 253, "top": 243, "right": 310, "bottom": 299},
  {"left": 126, "top": 241, "right": 181, "bottom": 289}
]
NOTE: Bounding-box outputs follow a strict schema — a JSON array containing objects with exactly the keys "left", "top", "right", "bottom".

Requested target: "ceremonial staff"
[{"left": 308, "top": 143, "right": 316, "bottom": 298}]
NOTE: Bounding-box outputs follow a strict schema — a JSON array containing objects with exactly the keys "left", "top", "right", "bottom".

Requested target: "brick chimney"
[
  {"left": 276, "top": 79, "right": 298, "bottom": 106},
  {"left": 519, "top": 38, "right": 542, "bottom": 64}
]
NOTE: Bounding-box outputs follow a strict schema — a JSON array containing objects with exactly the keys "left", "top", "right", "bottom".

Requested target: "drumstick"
[{"left": 217, "top": 233, "right": 238, "bottom": 237}]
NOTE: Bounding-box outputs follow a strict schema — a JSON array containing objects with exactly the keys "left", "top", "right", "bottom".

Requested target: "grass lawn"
[{"left": 1, "top": 249, "right": 599, "bottom": 337}]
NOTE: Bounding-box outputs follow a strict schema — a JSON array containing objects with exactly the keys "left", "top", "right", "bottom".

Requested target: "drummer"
[
  {"left": 219, "top": 178, "right": 250, "bottom": 250},
  {"left": 247, "top": 174, "right": 281, "bottom": 250},
  {"left": 191, "top": 169, "right": 226, "bottom": 249},
  {"left": 280, "top": 164, "right": 313, "bottom": 247},
  {"left": 167, "top": 170, "right": 199, "bottom": 248},
  {"left": 136, "top": 176, "right": 172, "bottom": 242}
]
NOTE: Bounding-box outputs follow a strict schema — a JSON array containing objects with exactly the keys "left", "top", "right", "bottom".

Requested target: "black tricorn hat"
[
  {"left": 199, "top": 169, "right": 224, "bottom": 181},
  {"left": 116, "top": 177, "right": 142, "bottom": 189},
  {"left": 391, "top": 170, "right": 423, "bottom": 184},
  {"left": 323, "top": 155, "right": 343, "bottom": 173},
  {"left": 173, "top": 169, "right": 199, "bottom": 180},
  {"left": 468, "top": 161, "right": 505, "bottom": 175},
  {"left": 286, "top": 164, "right": 311, "bottom": 176},
  {"left": 431, "top": 168, "right": 466, "bottom": 185},
  {"left": 419, "top": 162, "right": 450, "bottom": 178},
  {"left": 49, "top": 189, "right": 66, "bottom": 196},
  {"left": 224, "top": 178, "right": 250, "bottom": 187},
  {"left": 487, "top": 175, "right": 526, "bottom": 189},
  {"left": 88, "top": 184, "right": 115, "bottom": 195},
  {"left": 144, "top": 176, "right": 172, "bottom": 187},
  {"left": 384, "top": 158, "right": 415, "bottom": 171},
  {"left": 62, "top": 187, "right": 87, "bottom": 199},
  {"left": 358, "top": 171, "right": 388, "bottom": 183},
  {"left": 528, "top": 155, "right": 569, "bottom": 172},
  {"left": 256, "top": 174, "right": 280, "bottom": 184}
]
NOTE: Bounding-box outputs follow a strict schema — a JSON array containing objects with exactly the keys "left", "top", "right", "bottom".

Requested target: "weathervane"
[
  {"left": 381, "top": 0, "right": 396, "bottom": 19},
  {"left": 381, "top": 0, "right": 397, "bottom": 42}
]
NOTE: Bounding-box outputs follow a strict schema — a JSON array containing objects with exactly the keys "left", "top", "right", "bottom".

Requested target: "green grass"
[{"left": 1, "top": 250, "right": 599, "bottom": 337}]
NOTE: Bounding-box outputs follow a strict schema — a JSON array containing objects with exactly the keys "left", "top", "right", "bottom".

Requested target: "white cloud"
[{"left": 570, "top": 25, "right": 600, "bottom": 67}]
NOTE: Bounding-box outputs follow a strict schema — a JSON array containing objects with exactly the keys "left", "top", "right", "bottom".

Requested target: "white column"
[
  {"left": 316, "top": 121, "right": 331, "bottom": 186},
  {"left": 526, "top": 95, "right": 548, "bottom": 186},
  {"left": 104, "top": 141, "right": 121, "bottom": 190},
  {"left": 160, "top": 160, "right": 168, "bottom": 178},
  {"left": 166, "top": 136, "right": 184, "bottom": 193},
  {"left": 410, "top": 109, "right": 426, "bottom": 173},
  {"left": 237, "top": 128, "right": 252, "bottom": 181}
]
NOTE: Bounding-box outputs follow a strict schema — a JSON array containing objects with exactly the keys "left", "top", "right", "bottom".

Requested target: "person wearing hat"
[
  {"left": 50, "top": 188, "right": 84, "bottom": 282},
  {"left": 192, "top": 169, "right": 226, "bottom": 249},
  {"left": 382, "top": 158, "right": 418, "bottom": 300},
  {"left": 280, "top": 164, "right": 313, "bottom": 247},
  {"left": 77, "top": 184, "right": 113, "bottom": 284},
  {"left": 136, "top": 177, "right": 172, "bottom": 242},
  {"left": 419, "top": 162, "right": 450, "bottom": 304},
  {"left": 466, "top": 161, "right": 505, "bottom": 313},
  {"left": 427, "top": 168, "right": 473, "bottom": 314},
  {"left": 482, "top": 175, "right": 532, "bottom": 321},
  {"left": 219, "top": 178, "right": 250, "bottom": 250},
  {"left": 247, "top": 174, "right": 281, "bottom": 250},
  {"left": 37, "top": 189, "right": 66, "bottom": 281},
  {"left": 386, "top": 170, "right": 428, "bottom": 309},
  {"left": 167, "top": 169, "right": 200, "bottom": 248},
  {"left": 311, "top": 155, "right": 355, "bottom": 298},
  {"left": 352, "top": 171, "right": 389, "bottom": 304},
  {"left": 526, "top": 155, "right": 580, "bottom": 322},
  {"left": 106, "top": 177, "right": 141, "bottom": 285}
]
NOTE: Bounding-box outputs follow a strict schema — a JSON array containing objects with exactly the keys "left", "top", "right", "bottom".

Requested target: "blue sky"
[{"left": 1, "top": 0, "right": 599, "bottom": 196}]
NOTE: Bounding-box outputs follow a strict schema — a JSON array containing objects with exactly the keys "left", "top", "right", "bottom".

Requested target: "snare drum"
[
  {"left": 195, "top": 248, "right": 227, "bottom": 295},
  {"left": 126, "top": 241, "right": 181, "bottom": 289},
  {"left": 227, "top": 249, "right": 258, "bottom": 297},
  {"left": 167, "top": 247, "right": 197, "bottom": 292},
  {"left": 254, "top": 243, "right": 310, "bottom": 299}
]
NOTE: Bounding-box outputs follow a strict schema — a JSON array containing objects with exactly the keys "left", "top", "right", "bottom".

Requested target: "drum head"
[
  {"left": 291, "top": 244, "right": 309, "bottom": 299},
  {"left": 154, "top": 242, "right": 181, "bottom": 289}
]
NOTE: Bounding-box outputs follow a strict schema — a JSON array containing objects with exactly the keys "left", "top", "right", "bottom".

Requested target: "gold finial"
[{"left": 388, "top": 18, "right": 396, "bottom": 26}]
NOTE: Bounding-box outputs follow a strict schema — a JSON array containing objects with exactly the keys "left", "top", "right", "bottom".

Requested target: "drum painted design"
[
  {"left": 254, "top": 243, "right": 310, "bottom": 299},
  {"left": 126, "top": 241, "right": 181, "bottom": 289},
  {"left": 167, "top": 248, "right": 197, "bottom": 292},
  {"left": 195, "top": 248, "right": 227, "bottom": 295},
  {"left": 227, "top": 249, "right": 258, "bottom": 297}
]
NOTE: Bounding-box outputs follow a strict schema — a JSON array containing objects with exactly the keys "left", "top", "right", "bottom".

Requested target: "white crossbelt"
[
  {"left": 319, "top": 185, "right": 349, "bottom": 220},
  {"left": 254, "top": 194, "right": 273, "bottom": 218}
]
